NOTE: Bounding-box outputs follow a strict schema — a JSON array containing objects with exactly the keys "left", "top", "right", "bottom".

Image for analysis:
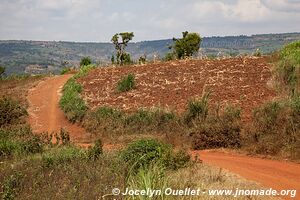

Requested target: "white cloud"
[{"left": 0, "top": 0, "right": 299, "bottom": 41}]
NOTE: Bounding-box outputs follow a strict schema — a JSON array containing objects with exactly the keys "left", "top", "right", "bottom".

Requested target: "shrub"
[
  {"left": 184, "top": 92, "right": 210, "bottom": 125},
  {"left": 83, "top": 107, "right": 178, "bottom": 136},
  {"left": 42, "top": 146, "right": 86, "bottom": 168},
  {"left": 80, "top": 57, "right": 92, "bottom": 67},
  {"left": 21, "top": 135, "right": 43, "bottom": 154},
  {"left": 117, "top": 74, "right": 136, "bottom": 92},
  {"left": 126, "top": 163, "right": 168, "bottom": 199},
  {"left": 191, "top": 105, "right": 241, "bottom": 150},
  {"left": 166, "top": 149, "right": 191, "bottom": 170},
  {"left": 87, "top": 139, "right": 103, "bottom": 161},
  {"left": 120, "top": 139, "right": 191, "bottom": 172},
  {"left": 120, "top": 139, "right": 172, "bottom": 171},
  {"left": 138, "top": 55, "right": 146, "bottom": 64},
  {"left": 243, "top": 99, "right": 300, "bottom": 159},
  {"left": 0, "top": 139, "right": 18, "bottom": 158},
  {"left": 54, "top": 128, "right": 70, "bottom": 145},
  {"left": 125, "top": 109, "right": 176, "bottom": 132},
  {"left": 0, "top": 97, "right": 27, "bottom": 127},
  {"left": 274, "top": 40, "right": 300, "bottom": 96},
  {"left": 82, "top": 106, "right": 124, "bottom": 134}
]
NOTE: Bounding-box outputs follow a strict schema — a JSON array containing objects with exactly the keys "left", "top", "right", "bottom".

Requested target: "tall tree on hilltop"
[
  {"left": 172, "top": 31, "right": 202, "bottom": 59},
  {"left": 111, "top": 32, "right": 134, "bottom": 65}
]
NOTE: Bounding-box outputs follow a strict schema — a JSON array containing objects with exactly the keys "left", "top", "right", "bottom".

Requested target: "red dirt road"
[
  {"left": 27, "top": 74, "right": 92, "bottom": 145},
  {"left": 193, "top": 150, "right": 300, "bottom": 199},
  {"left": 26, "top": 69, "right": 300, "bottom": 199}
]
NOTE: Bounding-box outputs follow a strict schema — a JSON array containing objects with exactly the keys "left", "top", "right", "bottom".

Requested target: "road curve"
[
  {"left": 192, "top": 150, "right": 300, "bottom": 199},
  {"left": 27, "top": 74, "right": 92, "bottom": 145},
  {"left": 27, "top": 75, "right": 300, "bottom": 199}
]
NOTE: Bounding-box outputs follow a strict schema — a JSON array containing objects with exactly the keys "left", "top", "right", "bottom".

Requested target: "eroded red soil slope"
[{"left": 78, "top": 57, "right": 276, "bottom": 121}]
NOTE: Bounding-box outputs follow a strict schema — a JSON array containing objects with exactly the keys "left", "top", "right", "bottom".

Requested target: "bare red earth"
[
  {"left": 78, "top": 57, "right": 276, "bottom": 121},
  {"left": 27, "top": 74, "right": 92, "bottom": 145},
  {"left": 192, "top": 150, "right": 300, "bottom": 200}
]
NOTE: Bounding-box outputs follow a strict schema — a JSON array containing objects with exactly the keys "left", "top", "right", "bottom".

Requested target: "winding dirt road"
[
  {"left": 27, "top": 74, "right": 93, "bottom": 145},
  {"left": 27, "top": 75, "right": 300, "bottom": 199},
  {"left": 193, "top": 151, "right": 300, "bottom": 199}
]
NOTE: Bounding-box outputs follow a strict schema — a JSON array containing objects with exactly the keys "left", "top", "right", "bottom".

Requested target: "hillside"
[
  {"left": 78, "top": 57, "right": 275, "bottom": 122},
  {"left": 1, "top": 32, "right": 300, "bottom": 75}
]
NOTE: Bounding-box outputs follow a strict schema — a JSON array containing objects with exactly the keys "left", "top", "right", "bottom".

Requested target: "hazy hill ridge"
[{"left": 1, "top": 32, "right": 300, "bottom": 74}]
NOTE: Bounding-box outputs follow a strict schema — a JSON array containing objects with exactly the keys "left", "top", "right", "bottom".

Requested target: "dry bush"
[
  {"left": 242, "top": 99, "right": 300, "bottom": 159},
  {"left": 190, "top": 105, "right": 241, "bottom": 150}
]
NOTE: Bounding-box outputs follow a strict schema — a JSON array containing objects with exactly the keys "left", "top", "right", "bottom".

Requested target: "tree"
[
  {"left": 172, "top": 31, "right": 202, "bottom": 59},
  {"left": 0, "top": 66, "right": 5, "bottom": 77},
  {"left": 80, "top": 57, "right": 92, "bottom": 67},
  {"left": 111, "top": 32, "right": 134, "bottom": 65}
]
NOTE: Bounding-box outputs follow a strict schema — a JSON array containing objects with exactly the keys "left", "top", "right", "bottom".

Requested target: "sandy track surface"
[
  {"left": 193, "top": 150, "right": 300, "bottom": 199},
  {"left": 27, "top": 74, "right": 92, "bottom": 145}
]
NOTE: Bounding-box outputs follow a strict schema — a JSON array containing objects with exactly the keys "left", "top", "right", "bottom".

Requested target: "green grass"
[
  {"left": 59, "top": 78, "right": 87, "bottom": 122},
  {"left": 59, "top": 65, "right": 96, "bottom": 122},
  {"left": 117, "top": 74, "right": 136, "bottom": 92}
]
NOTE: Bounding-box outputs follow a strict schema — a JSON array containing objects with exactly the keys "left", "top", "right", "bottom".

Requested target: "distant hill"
[{"left": 0, "top": 32, "right": 300, "bottom": 75}]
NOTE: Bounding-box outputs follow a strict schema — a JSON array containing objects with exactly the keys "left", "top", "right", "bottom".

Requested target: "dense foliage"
[
  {"left": 274, "top": 40, "right": 300, "bottom": 96},
  {"left": 172, "top": 31, "right": 202, "bottom": 59}
]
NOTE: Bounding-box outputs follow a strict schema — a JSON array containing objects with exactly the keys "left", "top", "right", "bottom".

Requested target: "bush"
[
  {"left": 125, "top": 109, "right": 176, "bottom": 131},
  {"left": 274, "top": 41, "right": 300, "bottom": 96},
  {"left": 82, "top": 106, "right": 124, "bottom": 134},
  {"left": 80, "top": 57, "right": 92, "bottom": 67},
  {"left": 42, "top": 146, "right": 86, "bottom": 168},
  {"left": 243, "top": 99, "right": 300, "bottom": 159},
  {"left": 0, "top": 97, "right": 27, "bottom": 127},
  {"left": 120, "top": 139, "right": 172, "bottom": 171},
  {"left": 87, "top": 139, "right": 103, "bottom": 161},
  {"left": 21, "top": 135, "right": 43, "bottom": 154},
  {"left": 126, "top": 163, "right": 168, "bottom": 199},
  {"left": 0, "top": 139, "right": 18, "bottom": 158},
  {"left": 117, "top": 74, "right": 136, "bottom": 92},
  {"left": 191, "top": 105, "right": 241, "bottom": 150},
  {"left": 166, "top": 149, "right": 191, "bottom": 170},
  {"left": 83, "top": 107, "right": 178, "bottom": 136},
  {"left": 185, "top": 92, "right": 210, "bottom": 125},
  {"left": 120, "top": 139, "right": 191, "bottom": 172},
  {"left": 138, "top": 55, "right": 146, "bottom": 64}
]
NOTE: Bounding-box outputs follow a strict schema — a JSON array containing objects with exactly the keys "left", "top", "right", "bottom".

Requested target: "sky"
[{"left": 0, "top": 0, "right": 300, "bottom": 42}]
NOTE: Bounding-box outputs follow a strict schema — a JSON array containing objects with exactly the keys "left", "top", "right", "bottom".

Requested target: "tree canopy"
[
  {"left": 172, "top": 31, "right": 202, "bottom": 59},
  {"left": 111, "top": 32, "right": 134, "bottom": 65}
]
